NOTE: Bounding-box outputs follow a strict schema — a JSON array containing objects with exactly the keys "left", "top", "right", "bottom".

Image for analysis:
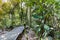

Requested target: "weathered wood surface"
[{"left": 0, "top": 26, "right": 24, "bottom": 40}]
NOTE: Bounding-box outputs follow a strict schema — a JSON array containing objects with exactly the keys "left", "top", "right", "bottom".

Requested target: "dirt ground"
[{"left": 16, "top": 28, "right": 38, "bottom": 40}]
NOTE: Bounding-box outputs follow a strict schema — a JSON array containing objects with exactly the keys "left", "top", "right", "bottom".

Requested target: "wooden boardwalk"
[{"left": 0, "top": 26, "right": 24, "bottom": 40}]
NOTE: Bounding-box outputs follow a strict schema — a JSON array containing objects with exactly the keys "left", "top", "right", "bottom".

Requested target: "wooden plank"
[{"left": 0, "top": 26, "right": 24, "bottom": 40}]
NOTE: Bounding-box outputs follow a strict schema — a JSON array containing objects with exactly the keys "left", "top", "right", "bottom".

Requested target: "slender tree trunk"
[{"left": 27, "top": 7, "right": 31, "bottom": 27}]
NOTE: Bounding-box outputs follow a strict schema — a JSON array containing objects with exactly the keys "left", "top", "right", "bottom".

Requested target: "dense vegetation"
[{"left": 0, "top": 0, "right": 60, "bottom": 40}]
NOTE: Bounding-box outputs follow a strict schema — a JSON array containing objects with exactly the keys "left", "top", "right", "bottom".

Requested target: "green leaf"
[
  {"left": 39, "top": 16, "right": 43, "bottom": 19},
  {"left": 44, "top": 24, "right": 49, "bottom": 30},
  {"left": 32, "top": 14, "right": 39, "bottom": 18}
]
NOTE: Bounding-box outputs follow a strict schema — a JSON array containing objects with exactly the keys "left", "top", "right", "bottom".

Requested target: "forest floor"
[
  {"left": 16, "top": 28, "right": 52, "bottom": 40},
  {"left": 0, "top": 26, "right": 59, "bottom": 40},
  {"left": 16, "top": 26, "right": 55, "bottom": 40},
  {"left": 21, "top": 28, "right": 38, "bottom": 40},
  {"left": 16, "top": 28, "right": 38, "bottom": 40}
]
